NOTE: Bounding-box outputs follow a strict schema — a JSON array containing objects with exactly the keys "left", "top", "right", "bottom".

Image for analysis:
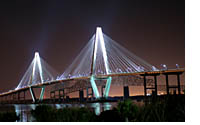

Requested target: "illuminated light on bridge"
[
  {"left": 14, "top": 52, "right": 58, "bottom": 102},
  {"left": 96, "top": 27, "right": 110, "bottom": 74},
  {"left": 60, "top": 27, "right": 158, "bottom": 80},
  {"left": 15, "top": 52, "right": 58, "bottom": 90},
  {"left": 59, "top": 27, "right": 159, "bottom": 99},
  {"left": 0, "top": 27, "right": 184, "bottom": 103}
]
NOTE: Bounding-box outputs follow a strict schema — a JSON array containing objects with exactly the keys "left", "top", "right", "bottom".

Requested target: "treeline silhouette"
[{"left": 31, "top": 95, "right": 185, "bottom": 122}]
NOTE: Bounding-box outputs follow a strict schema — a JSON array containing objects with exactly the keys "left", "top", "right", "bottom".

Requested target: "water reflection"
[
  {"left": 55, "top": 104, "right": 65, "bottom": 109},
  {"left": 90, "top": 102, "right": 112, "bottom": 115},
  {"left": 90, "top": 103, "right": 101, "bottom": 115},
  {"left": 14, "top": 104, "right": 36, "bottom": 122},
  {"left": 103, "top": 102, "right": 111, "bottom": 111},
  {"left": 14, "top": 105, "right": 20, "bottom": 121}
]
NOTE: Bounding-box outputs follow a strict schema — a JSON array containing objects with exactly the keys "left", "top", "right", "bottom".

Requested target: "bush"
[
  {"left": 116, "top": 99, "right": 139, "bottom": 121},
  {"left": 113, "top": 95, "right": 185, "bottom": 122},
  {"left": 136, "top": 95, "right": 185, "bottom": 122},
  {"left": 31, "top": 105, "right": 56, "bottom": 122},
  {"left": 0, "top": 111, "right": 19, "bottom": 122},
  {"left": 31, "top": 105, "right": 96, "bottom": 122},
  {"left": 97, "top": 108, "right": 122, "bottom": 122}
]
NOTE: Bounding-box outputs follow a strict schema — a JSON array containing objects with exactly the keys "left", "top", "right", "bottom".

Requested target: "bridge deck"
[{"left": 0, "top": 69, "right": 184, "bottom": 97}]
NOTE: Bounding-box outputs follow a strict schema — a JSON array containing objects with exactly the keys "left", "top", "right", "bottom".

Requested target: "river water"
[{"left": 0, "top": 102, "right": 118, "bottom": 122}]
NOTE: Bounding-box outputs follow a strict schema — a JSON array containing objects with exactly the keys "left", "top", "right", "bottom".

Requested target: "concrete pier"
[
  {"left": 86, "top": 87, "right": 94, "bottom": 100},
  {"left": 59, "top": 89, "right": 65, "bottom": 102},
  {"left": 163, "top": 72, "right": 183, "bottom": 95},
  {"left": 141, "top": 73, "right": 160, "bottom": 97},
  {"left": 101, "top": 85, "right": 105, "bottom": 97},
  {"left": 79, "top": 89, "right": 84, "bottom": 102},
  {"left": 123, "top": 86, "right": 129, "bottom": 99}
]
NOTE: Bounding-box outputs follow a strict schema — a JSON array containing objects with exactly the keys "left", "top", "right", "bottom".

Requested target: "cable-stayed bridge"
[{"left": 0, "top": 27, "right": 184, "bottom": 103}]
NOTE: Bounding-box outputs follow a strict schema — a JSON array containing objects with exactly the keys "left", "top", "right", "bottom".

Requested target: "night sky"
[{"left": 0, "top": 0, "right": 185, "bottom": 93}]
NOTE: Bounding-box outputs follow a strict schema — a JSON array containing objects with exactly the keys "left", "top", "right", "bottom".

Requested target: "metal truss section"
[{"left": 50, "top": 75, "right": 154, "bottom": 96}]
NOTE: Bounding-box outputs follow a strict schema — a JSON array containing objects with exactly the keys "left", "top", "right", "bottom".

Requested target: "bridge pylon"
[
  {"left": 28, "top": 52, "right": 46, "bottom": 102},
  {"left": 15, "top": 52, "right": 58, "bottom": 103},
  {"left": 90, "top": 27, "right": 112, "bottom": 99}
]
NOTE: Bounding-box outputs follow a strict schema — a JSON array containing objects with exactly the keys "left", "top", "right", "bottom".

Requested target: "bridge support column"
[
  {"left": 50, "top": 91, "right": 56, "bottom": 102},
  {"left": 1, "top": 96, "right": 3, "bottom": 103},
  {"left": 90, "top": 76, "right": 112, "bottom": 99},
  {"left": 23, "top": 90, "right": 26, "bottom": 101},
  {"left": 19, "top": 90, "right": 26, "bottom": 103},
  {"left": 39, "top": 86, "right": 45, "bottom": 101},
  {"left": 13, "top": 93, "right": 16, "bottom": 102},
  {"left": 123, "top": 86, "right": 129, "bottom": 99},
  {"left": 7, "top": 95, "right": 10, "bottom": 103},
  {"left": 141, "top": 73, "right": 160, "bottom": 97},
  {"left": 2, "top": 96, "right": 4, "bottom": 103},
  {"left": 154, "top": 75, "right": 158, "bottom": 96},
  {"left": 101, "top": 86, "right": 105, "bottom": 97},
  {"left": 103, "top": 76, "right": 112, "bottom": 98},
  {"left": 1, "top": 96, "right": 4, "bottom": 103},
  {"left": 5, "top": 95, "right": 8, "bottom": 103},
  {"left": 50, "top": 91, "right": 55, "bottom": 99},
  {"left": 163, "top": 72, "right": 183, "bottom": 95},
  {"left": 143, "top": 75, "right": 147, "bottom": 97},
  {"left": 92, "top": 88, "right": 94, "bottom": 98},
  {"left": 177, "top": 74, "right": 181, "bottom": 95},
  {"left": 29, "top": 86, "right": 46, "bottom": 103},
  {"left": 29, "top": 87, "right": 36, "bottom": 103},
  {"left": 18, "top": 92, "right": 20, "bottom": 101},
  {"left": 86, "top": 87, "right": 94, "bottom": 100},
  {"left": 59, "top": 89, "right": 64, "bottom": 102},
  {"left": 0, "top": 96, "right": 2, "bottom": 103},
  {"left": 90, "top": 76, "right": 100, "bottom": 99},
  {"left": 79, "top": 89, "right": 84, "bottom": 102},
  {"left": 86, "top": 88, "right": 89, "bottom": 99},
  {"left": 5, "top": 95, "right": 7, "bottom": 103},
  {"left": 11, "top": 93, "right": 13, "bottom": 101},
  {"left": 165, "top": 74, "right": 169, "bottom": 95}
]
